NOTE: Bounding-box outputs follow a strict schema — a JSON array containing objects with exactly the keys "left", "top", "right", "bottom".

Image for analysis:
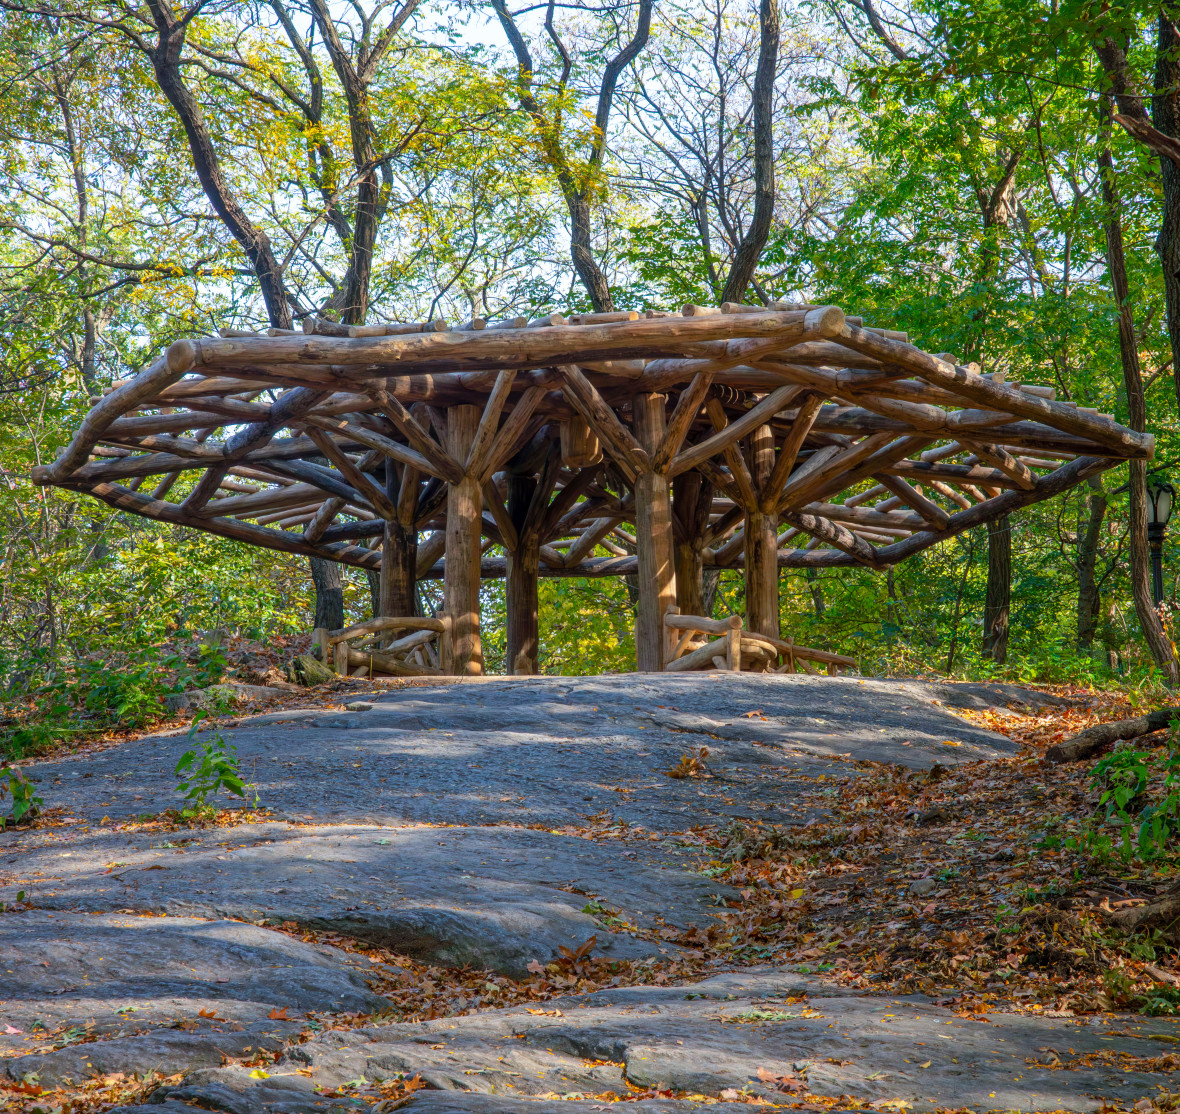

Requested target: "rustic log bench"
[
  {"left": 663, "top": 606, "right": 855, "bottom": 674},
  {"left": 314, "top": 615, "right": 453, "bottom": 678}
]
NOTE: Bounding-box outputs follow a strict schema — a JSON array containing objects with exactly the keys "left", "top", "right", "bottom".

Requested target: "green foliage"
[
  {"left": 1065, "top": 721, "right": 1180, "bottom": 865},
  {"left": 173, "top": 716, "right": 250, "bottom": 821},
  {"left": 0, "top": 765, "right": 43, "bottom": 828}
]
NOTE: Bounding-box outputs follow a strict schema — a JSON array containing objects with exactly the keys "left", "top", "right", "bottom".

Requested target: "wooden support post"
[
  {"left": 745, "top": 423, "right": 780, "bottom": 638},
  {"left": 506, "top": 473, "right": 539, "bottom": 675},
  {"left": 632, "top": 393, "right": 677, "bottom": 671},
  {"left": 443, "top": 404, "right": 483, "bottom": 675},
  {"left": 380, "top": 518, "right": 418, "bottom": 618},
  {"left": 726, "top": 620, "right": 742, "bottom": 672},
  {"left": 312, "top": 626, "right": 330, "bottom": 664}
]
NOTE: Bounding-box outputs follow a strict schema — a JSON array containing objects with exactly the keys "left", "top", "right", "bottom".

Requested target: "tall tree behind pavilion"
[{"left": 489, "top": 0, "right": 652, "bottom": 311}]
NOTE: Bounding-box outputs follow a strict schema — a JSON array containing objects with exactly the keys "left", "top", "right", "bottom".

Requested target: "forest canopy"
[{"left": 0, "top": 0, "right": 1177, "bottom": 740}]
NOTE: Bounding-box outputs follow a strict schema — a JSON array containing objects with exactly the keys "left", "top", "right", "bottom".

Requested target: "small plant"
[
  {"left": 173, "top": 715, "right": 249, "bottom": 821},
  {"left": 0, "top": 766, "right": 43, "bottom": 829}
]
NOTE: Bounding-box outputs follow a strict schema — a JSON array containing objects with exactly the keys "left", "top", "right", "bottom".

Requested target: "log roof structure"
[{"left": 33, "top": 303, "right": 1154, "bottom": 674}]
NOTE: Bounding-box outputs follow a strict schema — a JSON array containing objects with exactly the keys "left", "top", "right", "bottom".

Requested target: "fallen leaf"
[
  {"left": 3, "top": 1024, "right": 22, "bottom": 1034},
  {"left": 267, "top": 1007, "right": 289, "bottom": 1020},
  {"left": 248, "top": 1068, "right": 270, "bottom": 1079},
  {"left": 198, "top": 1009, "right": 218, "bottom": 1019}
]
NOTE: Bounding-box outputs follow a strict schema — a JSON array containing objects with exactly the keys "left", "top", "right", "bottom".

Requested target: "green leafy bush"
[
  {"left": 1066, "top": 719, "right": 1180, "bottom": 865},
  {"left": 0, "top": 766, "right": 43, "bottom": 828}
]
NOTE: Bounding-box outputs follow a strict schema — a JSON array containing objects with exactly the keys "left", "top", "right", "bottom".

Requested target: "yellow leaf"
[
  {"left": 249, "top": 1069, "right": 270, "bottom": 1080},
  {"left": 789, "top": 888, "right": 805, "bottom": 899}
]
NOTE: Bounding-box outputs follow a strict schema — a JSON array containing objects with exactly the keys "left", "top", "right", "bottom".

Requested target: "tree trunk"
[
  {"left": 506, "top": 474, "right": 539, "bottom": 674},
  {"left": 1100, "top": 112, "right": 1179, "bottom": 683},
  {"left": 719, "top": 0, "right": 779, "bottom": 304},
  {"left": 311, "top": 556, "right": 344, "bottom": 631},
  {"left": 145, "top": 8, "right": 291, "bottom": 329},
  {"left": 672, "top": 471, "right": 710, "bottom": 617},
  {"left": 1077, "top": 479, "right": 1108, "bottom": 650},
  {"left": 569, "top": 193, "right": 613, "bottom": 312},
  {"left": 1154, "top": 7, "right": 1180, "bottom": 413},
  {"left": 702, "top": 568, "right": 721, "bottom": 619},
  {"left": 982, "top": 515, "right": 1011, "bottom": 663},
  {"left": 805, "top": 568, "right": 825, "bottom": 618},
  {"left": 380, "top": 518, "right": 417, "bottom": 617}
]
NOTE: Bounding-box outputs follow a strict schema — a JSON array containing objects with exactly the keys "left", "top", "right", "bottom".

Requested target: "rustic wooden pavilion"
[{"left": 33, "top": 304, "right": 1153, "bottom": 675}]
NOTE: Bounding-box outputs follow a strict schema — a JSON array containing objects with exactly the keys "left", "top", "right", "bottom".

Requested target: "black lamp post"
[{"left": 1146, "top": 477, "right": 1175, "bottom": 606}]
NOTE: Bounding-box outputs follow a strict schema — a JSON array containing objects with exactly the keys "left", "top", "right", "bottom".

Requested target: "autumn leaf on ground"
[
  {"left": 665, "top": 747, "right": 709, "bottom": 779},
  {"left": 266, "top": 1007, "right": 288, "bottom": 1020},
  {"left": 526, "top": 959, "right": 546, "bottom": 974},
  {"left": 197, "top": 1009, "right": 218, "bottom": 1019},
  {"left": 756, "top": 1066, "right": 806, "bottom": 1093},
  {"left": 741, "top": 710, "right": 768, "bottom": 720}
]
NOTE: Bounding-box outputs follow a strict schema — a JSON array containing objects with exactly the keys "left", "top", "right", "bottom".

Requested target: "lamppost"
[{"left": 1146, "top": 477, "right": 1175, "bottom": 606}]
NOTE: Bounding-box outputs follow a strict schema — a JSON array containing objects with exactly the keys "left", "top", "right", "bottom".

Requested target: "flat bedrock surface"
[
  {"left": 0, "top": 912, "right": 386, "bottom": 1087},
  {"left": 116, "top": 972, "right": 1180, "bottom": 1114},
  {"left": 25, "top": 675, "right": 1047, "bottom": 831},
  {"left": 1, "top": 822, "right": 730, "bottom": 974}
]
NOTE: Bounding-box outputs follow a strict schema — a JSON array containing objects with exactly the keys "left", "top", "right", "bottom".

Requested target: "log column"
[
  {"left": 632, "top": 393, "right": 677, "bottom": 671},
  {"left": 744, "top": 423, "right": 779, "bottom": 639},
  {"left": 443, "top": 404, "right": 483, "bottom": 674},
  {"left": 506, "top": 473, "right": 539, "bottom": 674}
]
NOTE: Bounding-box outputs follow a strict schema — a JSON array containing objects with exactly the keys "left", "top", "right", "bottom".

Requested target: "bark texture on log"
[
  {"left": 1045, "top": 705, "right": 1179, "bottom": 763},
  {"left": 443, "top": 404, "right": 483, "bottom": 674}
]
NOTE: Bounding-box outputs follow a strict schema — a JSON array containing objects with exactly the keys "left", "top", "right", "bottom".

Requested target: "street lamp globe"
[{"left": 1148, "top": 478, "right": 1175, "bottom": 527}]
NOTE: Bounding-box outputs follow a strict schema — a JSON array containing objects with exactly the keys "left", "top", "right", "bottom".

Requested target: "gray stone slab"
[
  {"left": 159, "top": 975, "right": 1180, "bottom": 1113},
  {"left": 1, "top": 677, "right": 1099, "bottom": 1113},
  {"left": 23, "top": 675, "right": 1025, "bottom": 833},
  {"left": 1, "top": 823, "right": 731, "bottom": 976},
  {"left": 0, "top": 912, "right": 387, "bottom": 1088}
]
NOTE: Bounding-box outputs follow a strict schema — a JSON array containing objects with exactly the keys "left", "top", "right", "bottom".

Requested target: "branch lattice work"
[{"left": 34, "top": 303, "right": 1153, "bottom": 673}]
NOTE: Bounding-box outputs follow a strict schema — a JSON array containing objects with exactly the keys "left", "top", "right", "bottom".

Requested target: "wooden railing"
[
  {"left": 663, "top": 606, "right": 855, "bottom": 675},
  {"left": 314, "top": 615, "right": 453, "bottom": 678}
]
